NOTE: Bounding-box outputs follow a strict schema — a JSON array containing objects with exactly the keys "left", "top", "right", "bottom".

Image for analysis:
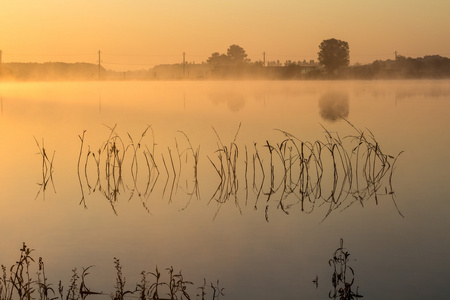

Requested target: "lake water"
[{"left": 0, "top": 80, "right": 449, "bottom": 299}]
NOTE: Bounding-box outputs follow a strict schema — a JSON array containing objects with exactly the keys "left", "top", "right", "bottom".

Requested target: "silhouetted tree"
[
  {"left": 207, "top": 52, "right": 231, "bottom": 65},
  {"left": 226, "top": 44, "right": 249, "bottom": 64},
  {"left": 207, "top": 45, "right": 249, "bottom": 66},
  {"left": 318, "top": 38, "right": 349, "bottom": 75}
]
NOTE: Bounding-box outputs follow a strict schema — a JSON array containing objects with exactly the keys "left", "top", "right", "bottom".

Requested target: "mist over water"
[{"left": 0, "top": 80, "right": 450, "bottom": 299}]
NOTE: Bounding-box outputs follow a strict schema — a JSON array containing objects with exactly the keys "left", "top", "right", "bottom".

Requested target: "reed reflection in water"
[
  {"left": 67, "top": 120, "right": 404, "bottom": 222},
  {"left": 328, "top": 239, "right": 363, "bottom": 300},
  {"left": 33, "top": 137, "right": 56, "bottom": 201}
]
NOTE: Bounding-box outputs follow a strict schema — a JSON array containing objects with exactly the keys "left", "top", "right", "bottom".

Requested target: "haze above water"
[{"left": 0, "top": 80, "right": 450, "bottom": 299}]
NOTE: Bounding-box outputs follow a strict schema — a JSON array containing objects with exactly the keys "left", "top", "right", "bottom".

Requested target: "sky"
[{"left": 1, "top": 0, "right": 450, "bottom": 71}]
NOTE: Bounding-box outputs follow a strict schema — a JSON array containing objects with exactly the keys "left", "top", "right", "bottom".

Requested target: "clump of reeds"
[
  {"left": 210, "top": 280, "right": 225, "bottom": 300},
  {"left": 77, "top": 125, "right": 129, "bottom": 214},
  {"left": 66, "top": 268, "right": 80, "bottom": 300},
  {"left": 77, "top": 125, "right": 150, "bottom": 213},
  {"left": 34, "top": 137, "right": 56, "bottom": 200},
  {"left": 328, "top": 238, "right": 363, "bottom": 299},
  {"left": 0, "top": 243, "right": 50, "bottom": 300},
  {"left": 7, "top": 243, "right": 35, "bottom": 299},
  {"left": 256, "top": 135, "right": 325, "bottom": 221},
  {"left": 1, "top": 244, "right": 224, "bottom": 300},
  {"left": 77, "top": 130, "right": 87, "bottom": 208},
  {"left": 207, "top": 124, "right": 242, "bottom": 219},
  {"left": 37, "top": 257, "right": 55, "bottom": 300},
  {"left": 76, "top": 125, "right": 201, "bottom": 215},
  {"left": 111, "top": 258, "right": 133, "bottom": 300},
  {"left": 260, "top": 120, "right": 404, "bottom": 222},
  {"left": 200, "top": 120, "right": 399, "bottom": 222},
  {"left": 72, "top": 121, "right": 402, "bottom": 221},
  {"left": 176, "top": 130, "right": 201, "bottom": 210},
  {"left": 340, "top": 118, "right": 404, "bottom": 217}
]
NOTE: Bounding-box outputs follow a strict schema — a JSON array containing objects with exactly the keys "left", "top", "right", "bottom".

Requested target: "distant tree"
[
  {"left": 317, "top": 38, "right": 350, "bottom": 74},
  {"left": 207, "top": 45, "right": 250, "bottom": 65},
  {"left": 284, "top": 60, "right": 296, "bottom": 66},
  {"left": 207, "top": 52, "right": 230, "bottom": 65},
  {"left": 226, "top": 44, "right": 249, "bottom": 64},
  {"left": 252, "top": 60, "right": 264, "bottom": 67}
]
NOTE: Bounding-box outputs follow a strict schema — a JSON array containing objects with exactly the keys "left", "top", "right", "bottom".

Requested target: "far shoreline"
[{"left": 1, "top": 54, "right": 450, "bottom": 81}]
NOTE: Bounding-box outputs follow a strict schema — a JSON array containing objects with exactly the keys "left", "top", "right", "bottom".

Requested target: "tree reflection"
[
  {"left": 319, "top": 92, "right": 349, "bottom": 122},
  {"left": 208, "top": 91, "right": 246, "bottom": 112}
]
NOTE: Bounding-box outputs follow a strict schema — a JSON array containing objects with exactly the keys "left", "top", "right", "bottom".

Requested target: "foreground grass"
[{"left": 0, "top": 243, "right": 224, "bottom": 300}]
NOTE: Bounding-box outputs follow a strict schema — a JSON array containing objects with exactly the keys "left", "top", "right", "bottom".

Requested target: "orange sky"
[{"left": 1, "top": 0, "right": 449, "bottom": 71}]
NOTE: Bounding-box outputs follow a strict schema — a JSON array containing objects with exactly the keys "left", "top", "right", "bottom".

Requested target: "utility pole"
[
  {"left": 263, "top": 52, "right": 266, "bottom": 67},
  {"left": 394, "top": 51, "right": 398, "bottom": 61},
  {"left": 98, "top": 50, "right": 101, "bottom": 80},
  {"left": 182, "top": 52, "right": 186, "bottom": 78}
]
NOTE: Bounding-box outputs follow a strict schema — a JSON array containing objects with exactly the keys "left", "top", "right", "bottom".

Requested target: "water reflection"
[
  {"left": 328, "top": 239, "right": 363, "bottom": 299},
  {"left": 208, "top": 124, "right": 242, "bottom": 218},
  {"left": 34, "top": 137, "right": 56, "bottom": 200},
  {"left": 2, "top": 80, "right": 447, "bottom": 300},
  {"left": 72, "top": 122, "right": 403, "bottom": 221},
  {"left": 319, "top": 92, "right": 349, "bottom": 122},
  {"left": 394, "top": 84, "right": 450, "bottom": 100},
  {"left": 208, "top": 91, "right": 246, "bottom": 112},
  {"left": 77, "top": 125, "right": 200, "bottom": 215}
]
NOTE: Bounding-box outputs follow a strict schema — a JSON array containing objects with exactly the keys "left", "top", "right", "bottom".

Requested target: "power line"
[
  {"left": 102, "top": 62, "right": 158, "bottom": 66},
  {"left": 102, "top": 53, "right": 183, "bottom": 58},
  {"left": 3, "top": 53, "right": 94, "bottom": 57}
]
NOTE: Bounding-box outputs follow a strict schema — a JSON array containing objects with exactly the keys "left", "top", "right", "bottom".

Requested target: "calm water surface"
[{"left": 0, "top": 80, "right": 449, "bottom": 299}]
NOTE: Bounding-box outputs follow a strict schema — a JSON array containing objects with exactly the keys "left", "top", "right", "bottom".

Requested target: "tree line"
[
  {"left": 204, "top": 40, "right": 450, "bottom": 79},
  {"left": 1, "top": 39, "right": 449, "bottom": 80},
  {"left": 345, "top": 54, "right": 450, "bottom": 79}
]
